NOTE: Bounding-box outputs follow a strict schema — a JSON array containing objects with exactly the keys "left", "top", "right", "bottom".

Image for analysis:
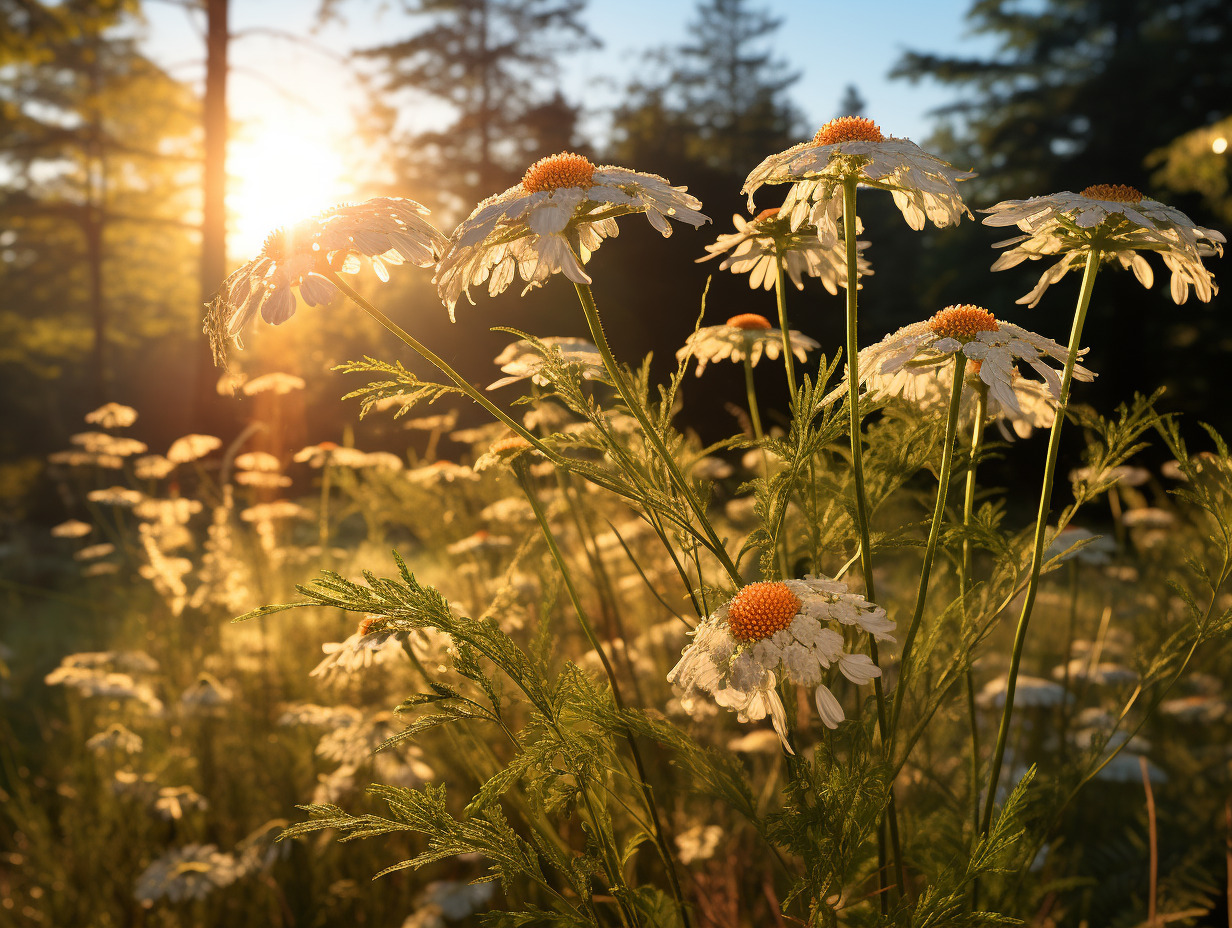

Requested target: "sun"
[{"left": 227, "top": 128, "right": 350, "bottom": 258}]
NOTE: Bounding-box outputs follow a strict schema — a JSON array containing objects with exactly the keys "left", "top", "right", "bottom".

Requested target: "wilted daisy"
[
  {"left": 84, "top": 402, "right": 138, "bottom": 429},
  {"left": 153, "top": 785, "right": 209, "bottom": 821},
  {"left": 133, "top": 454, "right": 176, "bottom": 480},
  {"left": 829, "top": 305, "right": 1093, "bottom": 417},
  {"left": 668, "top": 577, "right": 894, "bottom": 752},
  {"left": 240, "top": 371, "right": 306, "bottom": 396},
  {"left": 698, "top": 206, "right": 872, "bottom": 292},
  {"left": 166, "top": 433, "right": 222, "bottom": 464},
  {"left": 677, "top": 313, "right": 819, "bottom": 377},
  {"left": 87, "top": 486, "right": 145, "bottom": 507},
  {"left": 984, "top": 184, "right": 1225, "bottom": 306},
  {"left": 210, "top": 198, "right": 445, "bottom": 350},
  {"left": 436, "top": 151, "right": 708, "bottom": 317},
  {"left": 51, "top": 519, "right": 93, "bottom": 539},
  {"left": 487, "top": 336, "right": 605, "bottom": 390},
  {"left": 134, "top": 844, "right": 242, "bottom": 903},
  {"left": 86, "top": 723, "right": 144, "bottom": 755},
  {"left": 71, "top": 432, "right": 148, "bottom": 457},
  {"left": 743, "top": 116, "right": 974, "bottom": 245}
]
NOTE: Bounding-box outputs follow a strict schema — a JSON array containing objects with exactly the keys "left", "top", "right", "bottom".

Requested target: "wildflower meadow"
[{"left": 3, "top": 3, "right": 1232, "bottom": 927}]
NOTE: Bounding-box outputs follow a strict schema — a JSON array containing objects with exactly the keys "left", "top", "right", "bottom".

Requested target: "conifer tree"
[{"left": 357, "top": 0, "right": 599, "bottom": 212}]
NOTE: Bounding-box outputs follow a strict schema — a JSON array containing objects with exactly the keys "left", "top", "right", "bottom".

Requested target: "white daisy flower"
[
  {"left": 133, "top": 454, "right": 176, "bottom": 480},
  {"left": 86, "top": 723, "right": 144, "bottom": 755},
  {"left": 84, "top": 402, "right": 138, "bottom": 429},
  {"left": 742, "top": 116, "right": 975, "bottom": 247},
  {"left": 51, "top": 519, "right": 93, "bottom": 539},
  {"left": 436, "top": 151, "right": 709, "bottom": 318},
  {"left": 487, "top": 336, "right": 605, "bottom": 390},
  {"left": 827, "top": 305, "right": 1094, "bottom": 419},
  {"left": 71, "top": 432, "right": 147, "bottom": 457},
  {"left": 697, "top": 206, "right": 872, "bottom": 293},
  {"left": 675, "top": 824, "right": 724, "bottom": 865},
  {"left": 210, "top": 198, "right": 445, "bottom": 348},
  {"left": 134, "top": 844, "right": 241, "bottom": 903},
  {"left": 863, "top": 358, "right": 1063, "bottom": 441},
  {"left": 166, "top": 433, "right": 222, "bottom": 464},
  {"left": 983, "top": 183, "right": 1225, "bottom": 307},
  {"left": 676, "top": 313, "right": 820, "bottom": 377},
  {"left": 240, "top": 371, "right": 306, "bottom": 396},
  {"left": 667, "top": 577, "right": 894, "bottom": 752}
]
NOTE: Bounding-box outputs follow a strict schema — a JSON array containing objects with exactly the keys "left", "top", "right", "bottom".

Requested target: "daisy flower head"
[
  {"left": 697, "top": 206, "right": 873, "bottom": 293},
  {"left": 830, "top": 305, "right": 1094, "bottom": 418},
  {"left": 487, "top": 336, "right": 606, "bottom": 390},
  {"left": 676, "top": 313, "right": 820, "bottom": 377},
  {"left": 743, "top": 116, "right": 975, "bottom": 248},
  {"left": 983, "top": 184, "right": 1225, "bottom": 307},
  {"left": 667, "top": 576, "right": 894, "bottom": 752},
  {"left": 208, "top": 198, "right": 446, "bottom": 357},
  {"left": 435, "top": 152, "right": 709, "bottom": 319},
  {"left": 865, "top": 358, "right": 1065, "bottom": 441}
]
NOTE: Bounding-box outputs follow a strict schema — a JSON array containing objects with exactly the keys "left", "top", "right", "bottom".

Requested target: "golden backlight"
[{"left": 227, "top": 127, "right": 349, "bottom": 258}]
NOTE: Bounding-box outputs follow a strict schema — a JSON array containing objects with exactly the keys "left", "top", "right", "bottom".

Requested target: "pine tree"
[
  {"left": 357, "top": 0, "right": 599, "bottom": 213},
  {"left": 659, "top": 0, "right": 800, "bottom": 175},
  {"left": 0, "top": 0, "right": 199, "bottom": 410},
  {"left": 892, "top": 0, "right": 1232, "bottom": 198}
]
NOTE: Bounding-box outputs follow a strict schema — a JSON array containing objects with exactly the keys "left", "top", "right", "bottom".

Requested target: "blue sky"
[{"left": 141, "top": 0, "right": 994, "bottom": 143}]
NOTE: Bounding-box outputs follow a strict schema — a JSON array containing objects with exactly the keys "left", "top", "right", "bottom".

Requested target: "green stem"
[
  {"left": 891, "top": 354, "right": 968, "bottom": 740},
  {"left": 773, "top": 250, "right": 797, "bottom": 397},
  {"left": 515, "top": 461, "right": 692, "bottom": 928},
  {"left": 959, "top": 383, "right": 987, "bottom": 908},
  {"left": 573, "top": 279, "right": 740, "bottom": 585},
  {"left": 322, "top": 269, "right": 561, "bottom": 467},
  {"left": 841, "top": 175, "right": 904, "bottom": 905},
  {"left": 981, "top": 247, "right": 1101, "bottom": 836},
  {"left": 744, "top": 355, "right": 790, "bottom": 580}
]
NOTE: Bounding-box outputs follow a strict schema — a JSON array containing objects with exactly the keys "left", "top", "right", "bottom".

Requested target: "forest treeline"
[{"left": 2, "top": 0, "right": 1230, "bottom": 524}]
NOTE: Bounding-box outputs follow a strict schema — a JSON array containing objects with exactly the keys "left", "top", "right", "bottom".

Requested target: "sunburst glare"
[{"left": 227, "top": 127, "right": 350, "bottom": 258}]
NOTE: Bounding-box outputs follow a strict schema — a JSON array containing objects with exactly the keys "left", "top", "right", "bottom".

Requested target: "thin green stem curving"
[
  {"left": 515, "top": 460, "right": 692, "bottom": 928},
  {"left": 773, "top": 250, "right": 797, "bottom": 397},
  {"left": 841, "top": 174, "right": 904, "bottom": 904},
  {"left": 980, "top": 247, "right": 1102, "bottom": 836},
  {"left": 573, "top": 279, "right": 740, "bottom": 585},
  {"left": 891, "top": 353, "right": 969, "bottom": 740}
]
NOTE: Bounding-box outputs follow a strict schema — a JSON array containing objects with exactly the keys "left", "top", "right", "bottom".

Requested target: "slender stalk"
[
  {"left": 841, "top": 175, "right": 904, "bottom": 904},
  {"left": 773, "top": 251, "right": 797, "bottom": 397},
  {"left": 744, "top": 355, "right": 790, "bottom": 580},
  {"left": 959, "top": 383, "right": 987, "bottom": 907},
  {"left": 890, "top": 353, "right": 968, "bottom": 740},
  {"left": 515, "top": 461, "right": 692, "bottom": 928},
  {"left": 573, "top": 279, "right": 740, "bottom": 585},
  {"left": 981, "top": 248, "right": 1102, "bottom": 835},
  {"left": 322, "top": 269, "right": 560, "bottom": 464},
  {"left": 1141, "top": 756, "right": 1158, "bottom": 927}
]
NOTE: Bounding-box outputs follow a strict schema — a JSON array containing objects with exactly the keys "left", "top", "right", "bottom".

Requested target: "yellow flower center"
[
  {"left": 727, "top": 582, "right": 802, "bottom": 643},
  {"left": 754, "top": 207, "right": 781, "bottom": 222},
  {"left": 927, "top": 305, "right": 999, "bottom": 341},
  {"left": 1081, "top": 183, "right": 1143, "bottom": 203},
  {"left": 522, "top": 152, "right": 596, "bottom": 192},
  {"left": 726, "top": 313, "right": 773, "bottom": 330},
  {"left": 813, "top": 116, "right": 884, "bottom": 146}
]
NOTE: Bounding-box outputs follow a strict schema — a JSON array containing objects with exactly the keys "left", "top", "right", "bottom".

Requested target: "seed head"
[
  {"left": 522, "top": 152, "right": 596, "bottom": 193},
  {"left": 1081, "top": 183, "right": 1143, "bottom": 203},
  {"left": 927, "top": 304, "right": 999, "bottom": 341},
  {"left": 727, "top": 581, "right": 802, "bottom": 643},
  {"left": 813, "top": 116, "right": 884, "bottom": 146},
  {"left": 726, "top": 313, "right": 773, "bottom": 330}
]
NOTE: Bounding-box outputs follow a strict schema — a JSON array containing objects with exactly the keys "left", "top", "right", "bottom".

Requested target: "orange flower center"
[
  {"left": 522, "top": 152, "right": 596, "bottom": 192},
  {"left": 754, "top": 207, "right": 781, "bottom": 222},
  {"left": 358, "top": 616, "right": 379, "bottom": 636},
  {"left": 813, "top": 116, "right": 884, "bottom": 146},
  {"left": 727, "top": 582, "right": 802, "bottom": 643},
  {"left": 726, "top": 313, "right": 773, "bottom": 330},
  {"left": 927, "top": 305, "right": 999, "bottom": 341},
  {"left": 1081, "top": 183, "right": 1143, "bottom": 203},
  {"left": 489, "top": 435, "right": 533, "bottom": 457}
]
